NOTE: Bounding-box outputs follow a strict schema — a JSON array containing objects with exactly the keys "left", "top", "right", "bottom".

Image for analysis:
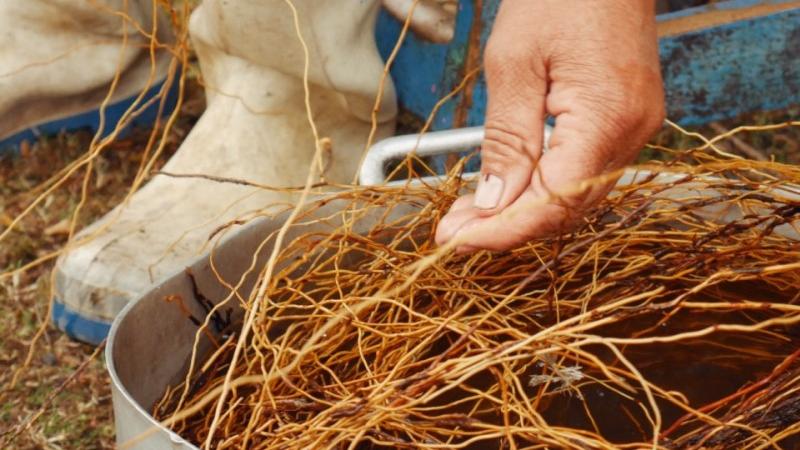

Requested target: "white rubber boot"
[
  {"left": 53, "top": 0, "right": 397, "bottom": 343},
  {"left": 0, "top": 0, "right": 174, "bottom": 148}
]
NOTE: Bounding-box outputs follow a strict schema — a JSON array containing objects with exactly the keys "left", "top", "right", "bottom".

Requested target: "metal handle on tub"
[{"left": 358, "top": 125, "right": 553, "bottom": 186}]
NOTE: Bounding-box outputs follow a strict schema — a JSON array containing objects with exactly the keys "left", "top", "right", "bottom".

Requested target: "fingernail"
[{"left": 474, "top": 174, "right": 504, "bottom": 210}]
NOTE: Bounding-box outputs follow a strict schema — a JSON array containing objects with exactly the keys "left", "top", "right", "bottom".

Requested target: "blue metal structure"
[
  {"left": 0, "top": 75, "right": 179, "bottom": 154},
  {"left": 375, "top": 0, "right": 800, "bottom": 130},
  {"left": 659, "top": 2, "right": 800, "bottom": 124}
]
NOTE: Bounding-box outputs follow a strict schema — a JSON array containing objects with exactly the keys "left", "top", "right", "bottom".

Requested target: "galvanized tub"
[
  {"left": 106, "top": 128, "right": 800, "bottom": 449},
  {"left": 107, "top": 213, "right": 272, "bottom": 449},
  {"left": 107, "top": 184, "right": 427, "bottom": 449},
  {"left": 106, "top": 127, "right": 478, "bottom": 449}
]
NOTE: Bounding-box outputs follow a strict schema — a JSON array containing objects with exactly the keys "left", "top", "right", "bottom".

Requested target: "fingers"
[
  {"left": 435, "top": 194, "right": 474, "bottom": 242},
  {"left": 473, "top": 1, "right": 547, "bottom": 216},
  {"left": 531, "top": 107, "right": 626, "bottom": 209},
  {"left": 440, "top": 99, "right": 658, "bottom": 252},
  {"left": 436, "top": 146, "right": 612, "bottom": 253},
  {"left": 435, "top": 0, "right": 666, "bottom": 253},
  {"left": 437, "top": 193, "right": 573, "bottom": 252}
]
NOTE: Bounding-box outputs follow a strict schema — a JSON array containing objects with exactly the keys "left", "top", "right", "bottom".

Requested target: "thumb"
[{"left": 475, "top": 29, "right": 547, "bottom": 216}]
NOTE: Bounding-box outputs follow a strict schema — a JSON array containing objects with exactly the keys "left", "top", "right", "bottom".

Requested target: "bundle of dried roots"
[{"left": 155, "top": 151, "right": 800, "bottom": 449}]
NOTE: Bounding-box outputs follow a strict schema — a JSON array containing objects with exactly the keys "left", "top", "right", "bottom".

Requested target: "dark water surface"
[{"left": 408, "top": 282, "right": 800, "bottom": 449}]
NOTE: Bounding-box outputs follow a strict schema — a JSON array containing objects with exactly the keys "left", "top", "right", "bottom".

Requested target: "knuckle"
[
  {"left": 623, "top": 69, "right": 666, "bottom": 134},
  {"left": 628, "top": 90, "right": 663, "bottom": 128},
  {"left": 591, "top": 107, "right": 628, "bottom": 146},
  {"left": 484, "top": 52, "right": 524, "bottom": 85},
  {"left": 483, "top": 39, "right": 507, "bottom": 73},
  {"left": 484, "top": 37, "right": 543, "bottom": 83},
  {"left": 570, "top": 64, "right": 665, "bottom": 135},
  {"left": 481, "top": 122, "right": 537, "bottom": 172},
  {"left": 648, "top": 89, "right": 667, "bottom": 132},
  {"left": 484, "top": 35, "right": 523, "bottom": 66},
  {"left": 582, "top": 85, "right": 662, "bottom": 146}
]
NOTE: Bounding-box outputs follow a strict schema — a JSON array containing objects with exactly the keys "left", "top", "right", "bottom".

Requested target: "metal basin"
[
  {"left": 106, "top": 171, "right": 800, "bottom": 449},
  {"left": 106, "top": 194, "right": 420, "bottom": 449},
  {"left": 107, "top": 214, "right": 269, "bottom": 449}
]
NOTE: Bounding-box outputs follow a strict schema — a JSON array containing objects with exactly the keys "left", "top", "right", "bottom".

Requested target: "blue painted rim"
[
  {"left": 0, "top": 72, "right": 179, "bottom": 154},
  {"left": 52, "top": 300, "right": 111, "bottom": 346}
]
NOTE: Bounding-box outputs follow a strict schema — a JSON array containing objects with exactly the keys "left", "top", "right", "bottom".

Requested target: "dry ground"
[
  {"left": 0, "top": 82, "right": 204, "bottom": 449},
  {"left": 0, "top": 81, "right": 797, "bottom": 448}
]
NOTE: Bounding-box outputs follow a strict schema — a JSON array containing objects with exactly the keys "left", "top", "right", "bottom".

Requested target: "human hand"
[{"left": 435, "top": 0, "right": 665, "bottom": 251}]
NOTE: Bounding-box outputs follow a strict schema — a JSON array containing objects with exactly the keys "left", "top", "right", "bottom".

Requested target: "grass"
[
  {"left": 0, "top": 80, "right": 203, "bottom": 449},
  {"left": 0, "top": 133, "right": 130, "bottom": 450}
]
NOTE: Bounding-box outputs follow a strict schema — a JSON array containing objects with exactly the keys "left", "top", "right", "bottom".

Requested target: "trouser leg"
[
  {"left": 54, "top": 0, "right": 397, "bottom": 344},
  {"left": 0, "top": 0, "right": 173, "bottom": 140}
]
